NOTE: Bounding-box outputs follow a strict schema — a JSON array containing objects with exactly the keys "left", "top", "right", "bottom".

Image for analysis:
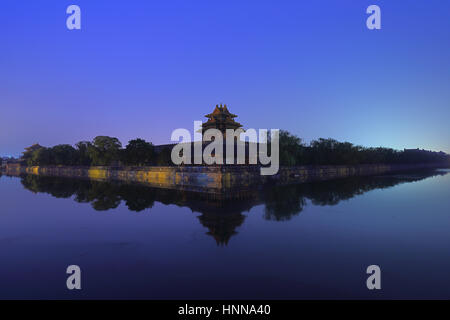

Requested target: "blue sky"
[{"left": 1, "top": 0, "right": 449, "bottom": 156}]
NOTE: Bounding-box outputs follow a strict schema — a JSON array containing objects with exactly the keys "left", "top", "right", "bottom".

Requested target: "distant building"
[
  {"left": 20, "top": 143, "right": 45, "bottom": 164},
  {"left": 1, "top": 157, "right": 7, "bottom": 169},
  {"left": 23, "top": 143, "right": 44, "bottom": 156},
  {"left": 155, "top": 104, "right": 258, "bottom": 165},
  {"left": 1, "top": 156, "right": 21, "bottom": 170},
  {"left": 201, "top": 104, "right": 243, "bottom": 136}
]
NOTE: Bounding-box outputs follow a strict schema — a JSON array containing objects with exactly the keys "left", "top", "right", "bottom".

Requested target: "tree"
[
  {"left": 122, "top": 138, "right": 155, "bottom": 166},
  {"left": 87, "top": 136, "right": 122, "bottom": 166},
  {"left": 75, "top": 141, "right": 92, "bottom": 166},
  {"left": 49, "top": 144, "right": 77, "bottom": 165},
  {"left": 155, "top": 147, "right": 173, "bottom": 166},
  {"left": 23, "top": 144, "right": 45, "bottom": 165},
  {"left": 279, "top": 130, "right": 304, "bottom": 166},
  {"left": 30, "top": 147, "right": 51, "bottom": 166}
]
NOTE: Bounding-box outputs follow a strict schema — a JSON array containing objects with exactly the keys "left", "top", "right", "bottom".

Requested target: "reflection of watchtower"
[
  {"left": 193, "top": 196, "right": 258, "bottom": 246},
  {"left": 197, "top": 211, "right": 246, "bottom": 246},
  {"left": 201, "top": 104, "right": 243, "bottom": 136}
]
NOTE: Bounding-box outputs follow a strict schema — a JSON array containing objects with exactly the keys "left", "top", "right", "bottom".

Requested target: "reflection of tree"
[
  {"left": 261, "top": 170, "right": 448, "bottom": 220},
  {"left": 88, "top": 182, "right": 121, "bottom": 211},
  {"left": 305, "top": 172, "right": 447, "bottom": 206},
  {"left": 263, "top": 186, "right": 307, "bottom": 221},
  {"left": 19, "top": 176, "right": 154, "bottom": 212},
  {"left": 72, "top": 181, "right": 93, "bottom": 203},
  {"left": 16, "top": 169, "right": 448, "bottom": 244},
  {"left": 20, "top": 175, "right": 82, "bottom": 199},
  {"left": 118, "top": 185, "right": 155, "bottom": 212}
]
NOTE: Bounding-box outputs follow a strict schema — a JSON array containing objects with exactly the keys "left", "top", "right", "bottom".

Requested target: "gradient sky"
[{"left": 1, "top": 0, "right": 450, "bottom": 157}]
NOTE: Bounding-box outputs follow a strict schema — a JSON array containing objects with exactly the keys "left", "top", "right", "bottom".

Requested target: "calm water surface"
[{"left": 0, "top": 169, "right": 449, "bottom": 299}]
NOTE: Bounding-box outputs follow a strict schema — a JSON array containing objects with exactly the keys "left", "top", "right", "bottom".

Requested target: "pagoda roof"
[
  {"left": 205, "top": 104, "right": 237, "bottom": 118},
  {"left": 200, "top": 104, "right": 243, "bottom": 134},
  {"left": 24, "top": 144, "right": 44, "bottom": 151}
]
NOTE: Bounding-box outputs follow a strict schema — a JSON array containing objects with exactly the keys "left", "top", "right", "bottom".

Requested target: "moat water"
[{"left": 0, "top": 169, "right": 449, "bottom": 299}]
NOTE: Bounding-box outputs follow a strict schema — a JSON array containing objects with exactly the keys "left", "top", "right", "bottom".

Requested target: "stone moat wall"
[{"left": 3, "top": 162, "right": 446, "bottom": 197}]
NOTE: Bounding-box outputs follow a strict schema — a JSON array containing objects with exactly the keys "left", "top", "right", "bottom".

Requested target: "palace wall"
[{"left": 3, "top": 162, "right": 446, "bottom": 198}]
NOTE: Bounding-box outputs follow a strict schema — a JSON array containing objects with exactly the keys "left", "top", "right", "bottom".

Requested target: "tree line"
[
  {"left": 22, "top": 136, "right": 171, "bottom": 166},
  {"left": 21, "top": 132, "right": 450, "bottom": 167},
  {"left": 278, "top": 130, "right": 450, "bottom": 166}
]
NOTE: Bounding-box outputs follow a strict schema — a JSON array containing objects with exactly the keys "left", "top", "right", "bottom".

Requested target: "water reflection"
[
  {"left": 263, "top": 171, "right": 448, "bottom": 220},
  {"left": 15, "top": 169, "right": 447, "bottom": 245}
]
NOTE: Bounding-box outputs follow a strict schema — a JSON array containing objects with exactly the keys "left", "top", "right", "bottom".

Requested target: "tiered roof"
[{"left": 201, "top": 104, "right": 242, "bottom": 134}]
